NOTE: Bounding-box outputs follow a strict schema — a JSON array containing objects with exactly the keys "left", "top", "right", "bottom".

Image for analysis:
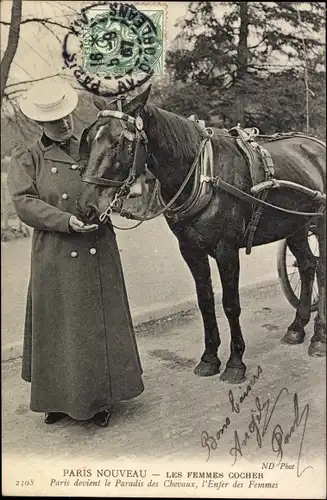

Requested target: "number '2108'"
[{"left": 16, "top": 480, "right": 35, "bottom": 486}]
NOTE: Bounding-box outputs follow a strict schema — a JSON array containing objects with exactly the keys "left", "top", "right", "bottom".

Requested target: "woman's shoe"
[
  {"left": 44, "top": 412, "right": 65, "bottom": 424},
  {"left": 92, "top": 410, "right": 111, "bottom": 427}
]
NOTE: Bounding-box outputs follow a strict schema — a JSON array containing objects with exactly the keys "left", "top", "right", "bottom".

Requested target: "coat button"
[
  {"left": 61, "top": 193, "right": 68, "bottom": 200},
  {"left": 70, "top": 251, "right": 78, "bottom": 258},
  {"left": 51, "top": 167, "right": 58, "bottom": 173},
  {"left": 90, "top": 248, "right": 97, "bottom": 255},
  {"left": 71, "top": 164, "right": 79, "bottom": 170}
]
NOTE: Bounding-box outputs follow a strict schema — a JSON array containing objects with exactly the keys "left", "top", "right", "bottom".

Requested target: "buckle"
[{"left": 135, "top": 116, "right": 143, "bottom": 131}]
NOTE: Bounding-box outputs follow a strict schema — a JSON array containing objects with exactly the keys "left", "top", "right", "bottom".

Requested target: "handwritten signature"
[
  {"left": 201, "top": 366, "right": 312, "bottom": 477},
  {"left": 229, "top": 389, "right": 312, "bottom": 477}
]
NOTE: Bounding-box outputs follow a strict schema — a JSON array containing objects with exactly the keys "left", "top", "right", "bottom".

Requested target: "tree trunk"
[
  {"left": 235, "top": 1, "right": 249, "bottom": 125},
  {"left": 0, "top": 0, "right": 22, "bottom": 105}
]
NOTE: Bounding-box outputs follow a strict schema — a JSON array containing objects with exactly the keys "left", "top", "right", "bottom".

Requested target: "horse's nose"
[
  {"left": 86, "top": 207, "right": 97, "bottom": 221},
  {"left": 76, "top": 193, "right": 90, "bottom": 219}
]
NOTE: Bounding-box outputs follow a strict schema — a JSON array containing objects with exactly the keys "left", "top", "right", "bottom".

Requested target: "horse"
[{"left": 77, "top": 85, "right": 326, "bottom": 384}]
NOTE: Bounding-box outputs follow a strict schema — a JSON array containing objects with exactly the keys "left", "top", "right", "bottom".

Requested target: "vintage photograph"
[{"left": 1, "top": 1, "right": 326, "bottom": 497}]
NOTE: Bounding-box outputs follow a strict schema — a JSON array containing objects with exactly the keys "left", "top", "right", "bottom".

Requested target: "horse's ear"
[
  {"left": 124, "top": 84, "right": 152, "bottom": 116},
  {"left": 79, "top": 126, "right": 91, "bottom": 160},
  {"left": 92, "top": 95, "right": 108, "bottom": 111}
]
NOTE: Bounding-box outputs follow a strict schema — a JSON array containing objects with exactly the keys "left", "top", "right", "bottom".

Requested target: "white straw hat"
[{"left": 19, "top": 77, "right": 78, "bottom": 122}]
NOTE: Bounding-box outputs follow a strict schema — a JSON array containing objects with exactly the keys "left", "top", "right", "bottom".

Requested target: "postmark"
[{"left": 62, "top": 1, "right": 165, "bottom": 96}]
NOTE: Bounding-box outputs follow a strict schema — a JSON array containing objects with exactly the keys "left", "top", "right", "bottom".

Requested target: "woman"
[{"left": 8, "top": 77, "right": 144, "bottom": 427}]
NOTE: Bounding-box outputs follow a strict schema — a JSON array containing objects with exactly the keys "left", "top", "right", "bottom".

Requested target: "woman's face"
[{"left": 42, "top": 114, "right": 74, "bottom": 142}]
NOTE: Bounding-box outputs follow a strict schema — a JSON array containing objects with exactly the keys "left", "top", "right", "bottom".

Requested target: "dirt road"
[
  {"left": 2, "top": 281, "right": 326, "bottom": 498},
  {"left": 2, "top": 215, "right": 280, "bottom": 360}
]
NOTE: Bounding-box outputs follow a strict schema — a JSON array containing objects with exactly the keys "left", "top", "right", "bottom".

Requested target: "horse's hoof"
[
  {"left": 220, "top": 366, "right": 246, "bottom": 384},
  {"left": 281, "top": 329, "right": 305, "bottom": 345},
  {"left": 308, "top": 341, "right": 326, "bottom": 357},
  {"left": 194, "top": 360, "right": 220, "bottom": 377}
]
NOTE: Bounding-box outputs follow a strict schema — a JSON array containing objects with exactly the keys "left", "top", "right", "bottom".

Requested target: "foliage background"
[{"left": 1, "top": 1, "right": 326, "bottom": 159}]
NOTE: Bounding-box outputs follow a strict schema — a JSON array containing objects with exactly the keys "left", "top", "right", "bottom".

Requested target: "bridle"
[
  {"left": 81, "top": 98, "right": 149, "bottom": 223},
  {"left": 81, "top": 107, "right": 325, "bottom": 230},
  {"left": 81, "top": 98, "right": 213, "bottom": 227}
]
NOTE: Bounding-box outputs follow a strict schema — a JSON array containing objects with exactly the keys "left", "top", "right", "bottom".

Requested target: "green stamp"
[
  {"left": 63, "top": 2, "right": 165, "bottom": 96},
  {"left": 83, "top": 5, "right": 164, "bottom": 77}
]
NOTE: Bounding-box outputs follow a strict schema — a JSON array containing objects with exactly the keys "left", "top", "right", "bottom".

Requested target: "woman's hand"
[{"left": 69, "top": 215, "right": 98, "bottom": 233}]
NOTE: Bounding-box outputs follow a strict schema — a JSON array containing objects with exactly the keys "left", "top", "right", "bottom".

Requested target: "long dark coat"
[{"left": 7, "top": 135, "right": 144, "bottom": 420}]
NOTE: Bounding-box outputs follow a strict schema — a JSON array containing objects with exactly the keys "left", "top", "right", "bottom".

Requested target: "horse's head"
[{"left": 77, "top": 85, "right": 151, "bottom": 221}]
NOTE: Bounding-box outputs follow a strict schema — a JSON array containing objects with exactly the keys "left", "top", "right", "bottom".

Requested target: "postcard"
[{"left": 1, "top": 1, "right": 326, "bottom": 498}]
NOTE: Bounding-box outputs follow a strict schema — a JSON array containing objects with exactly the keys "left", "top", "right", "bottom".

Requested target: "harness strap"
[
  {"left": 244, "top": 189, "right": 269, "bottom": 254},
  {"left": 215, "top": 179, "right": 325, "bottom": 217},
  {"left": 113, "top": 138, "right": 209, "bottom": 222},
  {"left": 230, "top": 127, "right": 275, "bottom": 253},
  {"left": 157, "top": 135, "right": 213, "bottom": 220},
  {"left": 251, "top": 179, "right": 326, "bottom": 204},
  {"left": 98, "top": 109, "right": 136, "bottom": 125},
  {"left": 82, "top": 176, "right": 124, "bottom": 187}
]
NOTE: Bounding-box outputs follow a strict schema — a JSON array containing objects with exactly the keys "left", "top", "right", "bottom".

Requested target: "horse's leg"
[
  {"left": 281, "top": 228, "right": 316, "bottom": 345},
  {"left": 309, "top": 217, "right": 326, "bottom": 357},
  {"left": 215, "top": 239, "right": 246, "bottom": 384},
  {"left": 179, "top": 242, "right": 221, "bottom": 376}
]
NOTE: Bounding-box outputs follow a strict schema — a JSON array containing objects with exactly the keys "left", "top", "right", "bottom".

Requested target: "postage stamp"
[
  {"left": 62, "top": 1, "right": 166, "bottom": 96},
  {"left": 2, "top": 0, "right": 326, "bottom": 498}
]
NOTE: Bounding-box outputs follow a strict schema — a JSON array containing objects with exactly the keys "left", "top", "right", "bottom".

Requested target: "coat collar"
[{"left": 40, "top": 135, "right": 81, "bottom": 163}]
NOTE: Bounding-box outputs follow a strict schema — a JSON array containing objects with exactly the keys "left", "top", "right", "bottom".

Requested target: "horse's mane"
[{"left": 143, "top": 104, "right": 202, "bottom": 160}]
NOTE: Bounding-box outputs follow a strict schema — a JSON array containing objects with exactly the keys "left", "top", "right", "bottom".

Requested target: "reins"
[
  {"left": 96, "top": 138, "right": 208, "bottom": 230},
  {"left": 82, "top": 108, "right": 326, "bottom": 230},
  {"left": 116, "top": 137, "right": 210, "bottom": 222},
  {"left": 84, "top": 106, "right": 213, "bottom": 229}
]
